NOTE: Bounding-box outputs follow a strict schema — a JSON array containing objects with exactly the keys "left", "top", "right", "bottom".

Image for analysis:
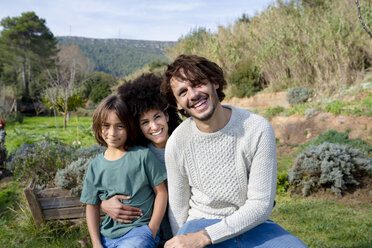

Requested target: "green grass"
[
  {"left": 1, "top": 181, "right": 370, "bottom": 247},
  {"left": 0, "top": 181, "right": 91, "bottom": 248},
  {"left": 272, "top": 193, "right": 372, "bottom": 248},
  {"left": 5, "top": 116, "right": 96, "bottom": 153}
]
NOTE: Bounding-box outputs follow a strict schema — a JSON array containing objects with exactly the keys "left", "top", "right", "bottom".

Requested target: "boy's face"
[
  {"left": 170, "top": 74, "right": 220, "bottom": 122},
  {"left": 101, "top": 111, "right": 127, "bottom": 150}
]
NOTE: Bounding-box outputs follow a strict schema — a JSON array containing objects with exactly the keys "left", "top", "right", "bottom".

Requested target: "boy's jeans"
[{"left": 101, "top": 225, "right": 159, "bottom": 248}]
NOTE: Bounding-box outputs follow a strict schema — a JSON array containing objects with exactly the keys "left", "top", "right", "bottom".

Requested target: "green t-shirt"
[{"left": 80, "top": 146, "right": 167, "bottom": 239}]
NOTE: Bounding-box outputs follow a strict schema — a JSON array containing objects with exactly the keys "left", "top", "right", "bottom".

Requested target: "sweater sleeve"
[
  {"left": 205, "top": 121, "right": 277, "bottom": 244},
  {"left": 164, "top": 134, "right": 191, "bottom": 236}
]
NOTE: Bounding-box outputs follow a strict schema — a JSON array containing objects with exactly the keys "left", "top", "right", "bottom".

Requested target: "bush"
[
  {"left": 6, "top": 139, "right": 73, "bottom": 186},
  {"left": 54, "top": 158, "right": 90, "bottom": 196},
  {"left": 228, "top": 63, "right": 264, "bottom": 98},
  {"left": 307, "top": 129, "right": 371, "bottom": 154},
  {"left": 55, "top": 144, "right": 105, "bottom": 196},
  {"left": 286, "top": 87, "right": 314, "bottom": 105},
  {"left": 323, "top": 100, "right": 348, "bottom": 115},
  {"left": 83, "top": 72, "right": 116, "bottom": 104},
  {"left": 288, "top": 142, "right": 372, "bottom": 197},
  {"left": 277, "top": 170, "right": 289, "bottom": 193},
  {"left": 264, "top": 106, "right": 285, "bottom": 120}
]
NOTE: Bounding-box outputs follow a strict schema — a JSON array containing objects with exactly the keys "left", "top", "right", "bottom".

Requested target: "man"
[{"left": 161, "top": 54, "right": 307, "bottom": 248}]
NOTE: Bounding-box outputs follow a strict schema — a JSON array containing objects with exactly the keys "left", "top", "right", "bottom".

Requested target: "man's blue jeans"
[
  {"left": 177, "top": 219, "right": 308, "bottom": 248},
  {"left": 101, "top": 225, "right": 160, "bottom": 248}
]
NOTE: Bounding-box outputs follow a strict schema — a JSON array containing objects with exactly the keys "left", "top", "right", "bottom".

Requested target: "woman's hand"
[{"left": 101, "top": 195, "right": 142, "bottom": 223}]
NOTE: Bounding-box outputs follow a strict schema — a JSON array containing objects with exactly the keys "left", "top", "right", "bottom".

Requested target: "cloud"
[{"left": 0, "top": 0, "right": 273, "bottom": 41}]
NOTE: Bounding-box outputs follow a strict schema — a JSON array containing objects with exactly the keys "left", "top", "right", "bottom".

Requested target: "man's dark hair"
[
  {"left": 161, "top": 54, "right": 227, "bottom": 110},
  {"left": 92, "top": 94, "right": 137, "bottom": 150},
  {"left": 117, "top": 73, "right": 181, "bottom": 145}
]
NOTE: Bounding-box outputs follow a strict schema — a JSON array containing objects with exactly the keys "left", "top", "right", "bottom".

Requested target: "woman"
[{"left": 101, "top": 73, "right": 181, "bottom": 246}]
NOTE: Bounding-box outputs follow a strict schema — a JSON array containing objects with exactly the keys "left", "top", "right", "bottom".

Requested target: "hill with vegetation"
[
  {"left": 57, "top": 36, "right": 176, "bottom": 77},
  {"left": 165, "top": 0, "right": 372, "bottom": 97}
]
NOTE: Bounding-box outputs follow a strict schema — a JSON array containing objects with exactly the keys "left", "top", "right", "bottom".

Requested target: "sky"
[{"left": 0, "top": 0, "right": 274, "bottom": 41}]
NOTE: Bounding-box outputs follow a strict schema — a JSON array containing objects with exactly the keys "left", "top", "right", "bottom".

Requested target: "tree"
[
  {"left": 43, "top": 45, "right": 90, "bottom": 128},
  {"left": 0, "top": 12, "right": 57, "bottom": 99},
  {"left": 82, "top": 71, "right": 116, "bottom": 104}
]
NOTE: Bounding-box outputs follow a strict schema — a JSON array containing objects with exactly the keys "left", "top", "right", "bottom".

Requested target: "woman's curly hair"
[{"left": 117, "top": 73, "right": 182, "bottom": 145}]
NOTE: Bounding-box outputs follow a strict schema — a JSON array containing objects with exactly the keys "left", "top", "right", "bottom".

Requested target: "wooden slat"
[
  {"left": 36, "top": 187, "right": 70, "bottom": 198},
  {"left": 43, "top": 206, "right": 86, "bottom": 220},
  {"left": 23, "top": 187, "right": 45, "bottom": 226},
  {"left": 38, "top": 197, "right": 83, "bottom": 210},
  {"left": 43, "top": 206, "right": 105, "bottom": 220}
]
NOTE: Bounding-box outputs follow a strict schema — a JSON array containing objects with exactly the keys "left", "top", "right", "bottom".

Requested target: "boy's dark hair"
[
  {"left": 161, "top": 54, "right": 227, "bottom": 110},
  {"left": 92, "top": 95, "right": 137, "bottom": 150},
  {"left": 117, "top": 73, "right": 181, "bottom": 145}
]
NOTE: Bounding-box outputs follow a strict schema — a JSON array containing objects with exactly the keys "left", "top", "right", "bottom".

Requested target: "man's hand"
[
  {"left": 100, "top": 195, "right": 142, "bottom": 223},
  {"left": 164, "top": 230, "right": 211, "bottom": 248}
]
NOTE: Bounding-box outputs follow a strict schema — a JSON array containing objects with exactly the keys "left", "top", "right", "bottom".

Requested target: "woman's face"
[{"left": 139, "top": 109, "right": 169, "bottom": 148}]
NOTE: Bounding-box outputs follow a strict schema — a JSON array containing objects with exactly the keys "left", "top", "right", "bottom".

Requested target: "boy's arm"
[
  {"left": 86, "top": 204, "right": 103, "bottom": 248},
  {"left": 148, "top": 182, "right": 168, "bottom": 239}
]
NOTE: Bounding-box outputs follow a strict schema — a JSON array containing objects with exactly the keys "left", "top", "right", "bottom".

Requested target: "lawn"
[{"left": 4, "top": 116, "right": 96, "bottom": 153}]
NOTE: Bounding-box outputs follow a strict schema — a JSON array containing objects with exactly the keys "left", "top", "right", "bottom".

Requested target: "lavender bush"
[
  {"left": 7, "top": 139, "right": 73, "bottom": 186},
  {"left": 55, "top": 144, "right": 105, "bottom": 196},
  {"left": 288, "top": 142, "right": 372, "bottom": 197}
]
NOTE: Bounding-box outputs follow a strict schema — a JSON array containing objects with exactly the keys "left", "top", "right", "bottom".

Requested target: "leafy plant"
[
  {"left": 277, "top": 170, "right": 289, "bottom": 193},
  {"left": 55, "top": 144, "right": 105, "bottom": 196},
  {"left": 6, "top": 139, "right": 73, "bottom": 186},
  {"left": 286, "top": 87, "right": 314, "bottom": 105},
  {"left": 307, "top": 129, "right": 371, "bottom": 154},
  {"left": 228, "top": 63, "right": 264, "bottom": 98},
  {"left": 323, "top": 100, "right": 348, "bottom": 115},
  {"left": 288, "top": 142, "right": 372, "bottom": 197},
  {"left": 264, "top": 106, "right": 285, "bottom": 120}
]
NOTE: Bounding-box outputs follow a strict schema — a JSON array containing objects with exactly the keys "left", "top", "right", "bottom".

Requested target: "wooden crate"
[{"left": 23, "top": 186, "right": 87, "bottom": 227}]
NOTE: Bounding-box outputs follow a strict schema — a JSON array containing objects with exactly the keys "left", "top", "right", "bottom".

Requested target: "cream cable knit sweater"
[{"left": 165, "top": 105, "right": 277, "bottom": 244}]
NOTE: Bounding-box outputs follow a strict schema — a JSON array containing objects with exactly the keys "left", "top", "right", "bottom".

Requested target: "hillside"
[{"left": 57, "top": 36, "right": 176, "bottom": 77}]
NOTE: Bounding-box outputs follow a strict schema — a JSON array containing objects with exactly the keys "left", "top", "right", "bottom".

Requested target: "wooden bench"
[{"left": 23, "top": 186, "right": 88, "bottom": 227}]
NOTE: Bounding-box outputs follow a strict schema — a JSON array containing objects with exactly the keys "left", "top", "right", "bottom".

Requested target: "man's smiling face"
[{"left": 170, "top": 74, "right": 220, "bottom": 122}]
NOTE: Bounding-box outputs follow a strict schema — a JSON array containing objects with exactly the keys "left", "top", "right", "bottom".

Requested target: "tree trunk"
[
  {"left": 22, "top": 56, "right": 29, "bottom": 98},
  {"left": 63, "top": 111, "right": 67, "bottom": 129}
]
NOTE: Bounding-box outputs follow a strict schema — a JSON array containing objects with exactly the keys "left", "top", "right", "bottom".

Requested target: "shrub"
[
  {"left": 55, "top": 144, "right": 105, "bottom": 196},
  {"left": 277, "top": 170, "right": 289, "bottom": 193},
  {"left": 72, "top": 144, "right": 105, "bottom": 160},
  {"left": 307, "top": 129, "right": 371, "bottom": 154},
  {"left": 54, "top": 158, "right": 90, "bottom": 196},
  {"left": 6, "top": 111, "right": 24, "bottom": 124},
  {"left": 323, "top": 100, "right": 348, "bottom": 115},
  {"left": 286, "top": 87, "right": 314, "bottom": 105},
  {"left": 6, "top": 139, "right": 73, "bottom": 186},
  {"left": 264, "top": 106, "right": 285, "bottom": 120},
  {"left": 83, "top": 72, "right": 116, "bottom": 104},
  {"left": 288, "top": 142, "right": 372, "bottom": 197},
  {"left": 228, "top": 63, "right": 264, "bottom": 98}
]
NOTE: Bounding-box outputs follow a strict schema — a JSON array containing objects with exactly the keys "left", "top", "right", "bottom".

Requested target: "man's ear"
[{"left": 213, "top": 82, "right": 220, "bottom": 90}]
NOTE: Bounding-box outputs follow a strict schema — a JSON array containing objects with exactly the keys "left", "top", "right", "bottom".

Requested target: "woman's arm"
[
  {"left": 148, "top": 182, "right": 168, "bottom": 239},
  {"left": 86, "top": 204, "right": 103, "bottom": 248},
  {"left": 101, "top": 195, "right": 142, "bottom": 223}
]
